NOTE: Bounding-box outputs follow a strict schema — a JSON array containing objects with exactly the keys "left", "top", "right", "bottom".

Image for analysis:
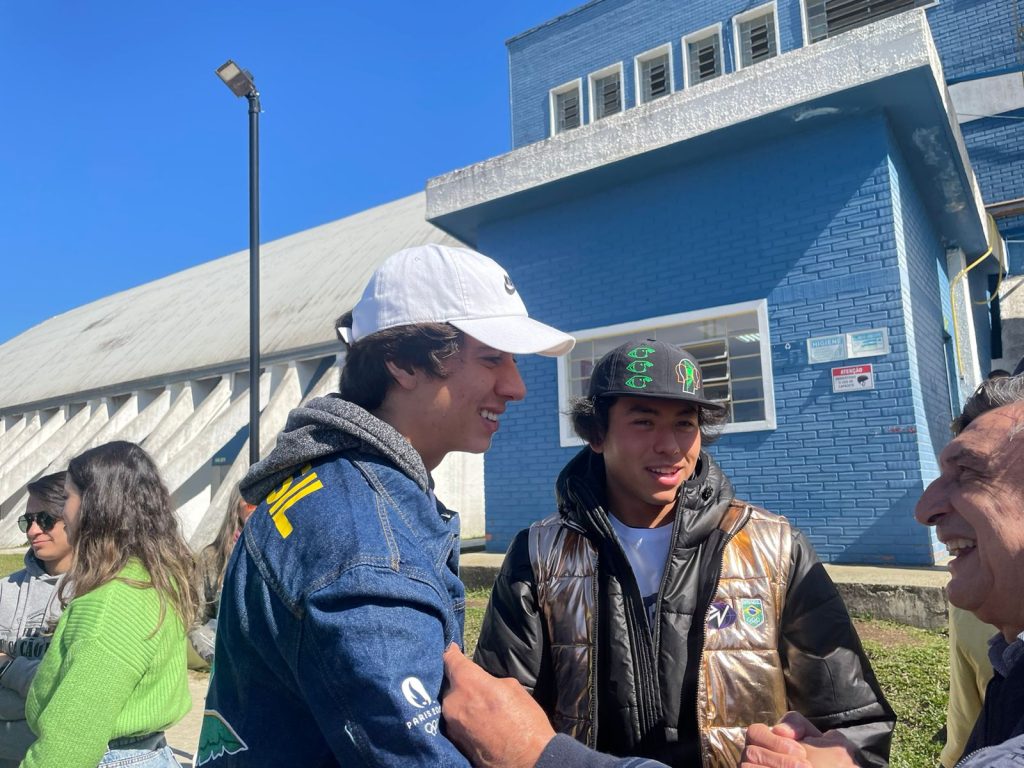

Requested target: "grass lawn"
[
  {"left": 0, "top": 578, "right": 947, "bottom": 767},
  {"left": 466, "top": 590, "right": 949, "bottom": 768},
  {"left": 856, "top": 619, "right": 949, "bottom": 768},
  {"left": 0, "top": 552, "right": 25, "bottom": 575}
]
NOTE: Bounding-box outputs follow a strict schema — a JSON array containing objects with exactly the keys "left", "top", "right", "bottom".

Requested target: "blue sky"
[{"left": 0, "top": 2, "right": 566, "bottom": 345}]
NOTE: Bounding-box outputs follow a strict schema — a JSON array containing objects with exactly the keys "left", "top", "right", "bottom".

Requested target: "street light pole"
[{"left": 216, "top": 60, "right": 262, "bottom": 465}]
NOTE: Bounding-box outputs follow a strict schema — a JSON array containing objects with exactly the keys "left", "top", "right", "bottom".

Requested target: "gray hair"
[{"left": 952, "top": 374, "right": 1024, "bottom": 436}]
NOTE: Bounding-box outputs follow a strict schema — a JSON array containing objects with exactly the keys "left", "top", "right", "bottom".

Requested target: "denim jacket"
[{"left": 198, "top": 396, "right": 468, "bottom": 766}]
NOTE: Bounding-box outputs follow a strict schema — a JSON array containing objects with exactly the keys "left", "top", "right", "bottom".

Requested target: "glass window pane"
[
  {"left": 733, "top": 400, "right": 766, "bottom": 422},
  {"left": 732, "top": 378, "right": 764, "bottom": 401},
  {"left": 730, "top": 355, "right": 762, "bottom": 378}
]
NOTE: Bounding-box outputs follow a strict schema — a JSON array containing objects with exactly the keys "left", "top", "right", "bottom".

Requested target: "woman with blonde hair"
[{"left": 22, "top": 441, "right": 198, "bottom": 768}]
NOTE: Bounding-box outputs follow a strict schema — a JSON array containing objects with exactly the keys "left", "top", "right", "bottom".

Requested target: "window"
[
  {"left": 683, "top": 25, "right": 724, "bottom": 87},
  {"left": 635, "top": 45, "right": 673, "bottom": 104},
  {"left": 734, "top": 4, "right": 779, "bottom": 69},
  {"left": 549, "top": 79, "right": 583, "bottom": 135},
  {"left": 588, "top": 64, "right": 624, "bottom": 122},
  {"left": 803, "top": 0, "right": 931, "bottom": 44},
  {"left": 555, "top": 300, "right": 776, "bottom": 446}
]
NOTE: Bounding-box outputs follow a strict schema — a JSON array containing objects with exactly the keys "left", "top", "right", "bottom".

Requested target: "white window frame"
[
  {"left": 732, "top": 2, "right": 781, "bottom": 71},
  {"left": 634, "top": 44, "right": 674, "bottom": 105},
  {"left": 682, "top": 23, "right": 724, "bottom": 88},
  {"left": 555, "top": 299, "right": 777, "bottom": 447},
  {"left": 798, "top": 0, "right": 938, "bottom": 47},
  {"left": 587, "top": 62, "right": 625, "bottom": 123},
  {"left": 549, "top": 78, "right": 583, "bottom": 137}
]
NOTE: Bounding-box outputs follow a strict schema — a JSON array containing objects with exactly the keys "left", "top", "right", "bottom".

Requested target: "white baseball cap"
[{"left": 345, "top": 244, "right": 575, "bottom": 357}]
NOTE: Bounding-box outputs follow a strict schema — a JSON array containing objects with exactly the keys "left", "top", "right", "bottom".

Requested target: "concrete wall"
[
  {"left": 473, "top": 114, "right": 948, "bottom": 564},
  {"left": 0, "top": 354, "right": 487, "bottom": 549}
]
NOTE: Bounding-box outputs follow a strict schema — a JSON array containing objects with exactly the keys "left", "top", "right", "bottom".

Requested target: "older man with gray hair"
[{"left": 740, "top": 369, "right": 1024, "bottom": 768}]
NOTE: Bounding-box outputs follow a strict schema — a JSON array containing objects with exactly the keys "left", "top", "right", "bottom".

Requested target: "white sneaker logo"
[{"left": 401, "top": 677, "right": 432, "bottom": 708}]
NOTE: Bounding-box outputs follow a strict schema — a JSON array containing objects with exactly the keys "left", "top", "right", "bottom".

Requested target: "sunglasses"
[{"left": 18, "top": 511, "right": 61, "bottom": 533}]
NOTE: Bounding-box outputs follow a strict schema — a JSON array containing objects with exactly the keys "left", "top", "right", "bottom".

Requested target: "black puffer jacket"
[{"left": 475, "top": 448, "right": 895, "bottom": 767}]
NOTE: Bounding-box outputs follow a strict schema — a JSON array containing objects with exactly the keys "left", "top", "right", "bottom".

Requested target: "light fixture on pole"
[{"left": 216, "top": 59, "right": 262, "bottom": 465}]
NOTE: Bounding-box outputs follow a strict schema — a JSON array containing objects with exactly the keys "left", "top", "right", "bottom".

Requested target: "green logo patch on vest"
[
  {"left": 740, "top": 598, "right": 765, "bottom": 628},
  {"left": 196, "top": 710, "right": 249, "bottom": 765}
]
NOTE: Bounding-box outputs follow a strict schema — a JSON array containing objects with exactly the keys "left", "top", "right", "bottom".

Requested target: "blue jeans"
[{"left": 98, "top": 745, "right": 179, "bottom": 766}]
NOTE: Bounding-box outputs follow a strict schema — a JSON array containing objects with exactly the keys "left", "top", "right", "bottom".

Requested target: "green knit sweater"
[{"left": 23, "top": 560, "right": 190, "bottom": 768}]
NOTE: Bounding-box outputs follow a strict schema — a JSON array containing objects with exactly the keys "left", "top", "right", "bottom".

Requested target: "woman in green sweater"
[{"left": 23, "top": 441, "right": 199, "bottom": 768}]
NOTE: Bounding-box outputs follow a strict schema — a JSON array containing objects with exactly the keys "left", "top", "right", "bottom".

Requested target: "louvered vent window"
[
  {"left": 738, "top": 10, "right": 778, "bottom": 67},
  {"left": 556, "top": 89, "right": 580, "bottom": 132},
  {"left": 805, "top": 0, "right": 927, "bottom": 43},
  {"left": 551, "top": 82, "right": 582, "bottom": 135},
  {"left": 639, "top": 53, "right": 671, "bottom": 103},
  {"left": 687, "top": 33, "right": 722, "bottom": 84},
  {"left": 593, "top": 71, "right": 622, "bottom": 120}
]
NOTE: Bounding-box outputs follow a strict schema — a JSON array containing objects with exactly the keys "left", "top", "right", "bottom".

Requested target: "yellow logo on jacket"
[{"left": 264, "top": 464, "right": 323, "bottom": 539}]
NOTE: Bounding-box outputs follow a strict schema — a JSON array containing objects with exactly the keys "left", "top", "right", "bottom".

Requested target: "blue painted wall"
[
  {"left": 479, "top": 114, "right": 945, "bottom": 564},
  {"left": 507, "top": 0, "right": 804, "bottom": 147},
  {"left": 926, "top": 0, "right": 1024, "bottom": 83},
  {"left": 958, "top": 112, "right": 1024, "bottom": 207}
]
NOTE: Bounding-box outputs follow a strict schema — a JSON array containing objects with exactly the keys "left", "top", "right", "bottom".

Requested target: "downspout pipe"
[{"left": 949, "top": 244, "right": 993, "bottom": 380}]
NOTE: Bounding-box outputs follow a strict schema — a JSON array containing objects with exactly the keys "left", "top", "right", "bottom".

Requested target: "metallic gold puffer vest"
[{"left": 529, "top": 501, "right": 791, "bottom": 768}]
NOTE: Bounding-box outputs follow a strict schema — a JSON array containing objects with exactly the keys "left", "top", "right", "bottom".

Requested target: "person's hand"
[
  {"left": 442, "top": 643, "right": 555, "bottom": 768},
  {"left": 743, "top": 713, "right": 859, "bottom": 768},
  {"left": 742, "top": 722, "right": 812, "bottom": 768}
]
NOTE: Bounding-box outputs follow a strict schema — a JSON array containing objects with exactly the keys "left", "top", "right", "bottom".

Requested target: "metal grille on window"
[
  {"left": 739, "top": 11, "right": 777, "bottom": 67},
  {"left": 556, "top": 88, "right": 581, "bottom": 132},
  {"left": 640, "top": 54, "right": 670, "bottom": 103},
  {"left": 594, "top": 73, "right": 622, "bottom": 120},
  {"left": 567, "top": 310, "right": 767, "bottom": 425},
  {"left": 806, "top": 0, "right": 925, "bottom": 44},
  {"left": 687, "top": 35, "right": 722, "bottom": 84}
]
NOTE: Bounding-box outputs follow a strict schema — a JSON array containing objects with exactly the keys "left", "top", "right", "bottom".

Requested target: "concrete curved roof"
[{"left": 0, "top": 192, "right": 461, "bottom": 413}]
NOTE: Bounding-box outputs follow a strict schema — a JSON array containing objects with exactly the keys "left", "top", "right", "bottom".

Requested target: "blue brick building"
[{"left": 426, "top": 1, "right": 1020, "bottom": 564}]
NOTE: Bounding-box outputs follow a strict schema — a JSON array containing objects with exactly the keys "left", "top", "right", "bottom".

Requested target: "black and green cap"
[{"left": 587, "top": 339, "right": 726, "bottom": 411}]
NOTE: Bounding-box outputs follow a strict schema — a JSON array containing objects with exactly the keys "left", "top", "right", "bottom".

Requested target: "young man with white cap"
[
  {"left": 474, "top": 339, "right": 894, "bottom": 768},
  {"left": 197, "top": 244, "right": 573, "bottom": 766}
]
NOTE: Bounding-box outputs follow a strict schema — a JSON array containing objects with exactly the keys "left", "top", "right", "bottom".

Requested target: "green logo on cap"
[
  {"left": 676, "top": 359, "right": 700, "bottom": 394},
  {"left": 626, "top": 360, "right": 654, "bottom": 374},
  {"left": 625, "top": 375, "right": 654, "bottom": 390},
  {"left": 626, "top": 345, "right": 655, "bottom": 360}
]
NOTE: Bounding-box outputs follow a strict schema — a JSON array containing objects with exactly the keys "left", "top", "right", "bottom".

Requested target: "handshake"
[{"left": 742, "top": 713, "right": 860, "bottom": 768}]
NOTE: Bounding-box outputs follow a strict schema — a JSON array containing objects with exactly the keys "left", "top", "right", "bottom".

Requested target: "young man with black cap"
[
  {"left": 475, "top": 339, "right": 894, "bottom": 768},
  {"left": 197, "top": 244, "right": 574, "bottom": 767}
]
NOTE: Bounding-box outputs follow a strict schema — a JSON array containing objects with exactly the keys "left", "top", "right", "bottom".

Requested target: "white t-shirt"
[{"left": 608, "top": 514, "right": 674, "bottom": 624}]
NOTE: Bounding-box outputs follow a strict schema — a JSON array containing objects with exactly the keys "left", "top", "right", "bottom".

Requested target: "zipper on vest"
[
  {"left": 695, "top": 527, "right": 738, "bottom": 768},
  {"left": 587, "top": 548, "right": 600, "bottom": 749},
  {"left": 652, "top": 505, "right": 686, "bottom": 662},
  {"left": 608, "top": 535, "right": 662, "bottom": 739}
]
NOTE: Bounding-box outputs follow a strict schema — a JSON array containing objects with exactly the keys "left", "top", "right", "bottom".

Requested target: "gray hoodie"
[
  {"left": 0, "top": 551, "right": 64, "bottom": 720},
  {"left": 240, "top": 394, "right": 429, "bottom": 501}
]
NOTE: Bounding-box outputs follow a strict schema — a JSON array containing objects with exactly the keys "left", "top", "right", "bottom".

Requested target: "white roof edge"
[{"left": 427, "top": 10, "right": 938, "bottom": 219}]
